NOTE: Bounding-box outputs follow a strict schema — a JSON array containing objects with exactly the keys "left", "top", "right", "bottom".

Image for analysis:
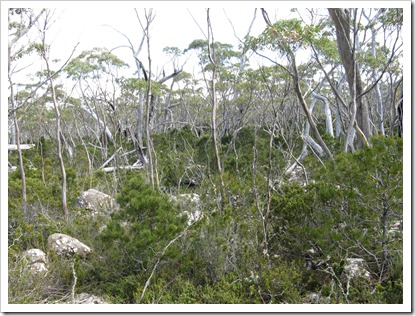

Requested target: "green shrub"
[
  {"left": 269, "top": 136, "right": 403, "bottom": 303},
  {"left": 76, "top": 174, "right": 188, "bottom": 302}
]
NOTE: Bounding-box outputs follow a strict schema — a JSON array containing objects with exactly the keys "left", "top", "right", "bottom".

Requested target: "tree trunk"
[
  {"left": 207, "top": 9, "right": 226, "bottom": 211},
  {"left": 260, "top": 9, "right": 332, "bottom": 159},
  {"left": 9, "top": 78, "right": 27, "bottom": 204},
  {"left": 7, "top": 9, "right": 45, "bottom": 205},
  {"left": 328, "top": 8, "right": 372, "bottom": 149},
  {"left": 142, "top": 9, "right": 155, "bottom": 189},
  {"left": 396, "top": 90, "right": 403, "bottom": 137},
  {"left": 41, "top": 24, "right": 69, "bottom": 219},
  {"left": 289, "top": 50, "right": 333, "bottom": 159},
  {"left": 335, "top": 75, "right": 346, "bottom": 139}
]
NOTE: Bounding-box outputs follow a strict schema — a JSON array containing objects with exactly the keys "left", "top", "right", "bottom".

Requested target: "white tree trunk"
[
  {"left": 8, "top": 144, "right": 35, "bottom": 150},
  {"left": 79, "top": 104, "right": 113, "bottom": 142}
]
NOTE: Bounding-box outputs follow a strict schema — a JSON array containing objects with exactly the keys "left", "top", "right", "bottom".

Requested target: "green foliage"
[
  {"left": 269, "top": 136, "right": 403, "bottom": 303},
  {"left": 250, "top": 18, "right": 323, "bottom": 55},
  {"left": 8, "top": 130, "right": 404, "bottom": 304},
  {"left": 152, "top": 126, "right": 204, "bottom": 188},
  {"left": 65, "top": 48, "right": 128, "bottom": 80},
  {"left": 186, "top": 39, "right": 242, "bottom": 70},
  {"left": 8, "top": 254, "right": 75, "bottom": 304},
  {"left": 313, "top": 36, "right": 340, "bottom": 62},
  {"left": 76, "top": 174, "right": 188, "bottom": 302},
  {"left": 379, "top": 8, "right": 403, "bottom": 29}
]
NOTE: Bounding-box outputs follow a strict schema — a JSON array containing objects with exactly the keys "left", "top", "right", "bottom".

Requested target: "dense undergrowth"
[{"left": 8, "top": 126, "right": 403, "bottom": 304}]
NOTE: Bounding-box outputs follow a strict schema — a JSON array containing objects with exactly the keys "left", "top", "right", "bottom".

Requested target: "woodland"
[{"left": 7, "top": 8, "right": 404, "bottom": 304}]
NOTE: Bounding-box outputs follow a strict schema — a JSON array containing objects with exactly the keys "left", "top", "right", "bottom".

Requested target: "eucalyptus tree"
[
  {"left": 34, "top": 9, "right": 80, "bottom": 219},
  {"left": 166, "top": 70, "right": 209, "bottom": 135},
  {"left": 328, "top": 8, "right": 402, "bottom": 149},
  {"left": 359, "top": 9, "right": 403, "bottom": 137},
  {"left": 64, "top": 47, "right": 129, "bottom": 168},
  {"left": 206, "top": 9, "right": 226, "bottom": 210},
  {"left": 223, "top": 9, "right": 257, "bottom": 135},
  {"left": 185, "top": 38, "right": 243, "bottom": 139},
  {"left": 253, "top": 9, "right": 333, "bottom": 160},
  {"left": 106, "top": 9, "right": 183, "bottom": 175},
  {"left": 8, "top": 8, "right": 46, "bottom": 204},
  {"left": 328, "top": 9, "right": 372, "bottom": 149},
  {"left": 138, "top": 8, "right": 157, "bottom": 189}
]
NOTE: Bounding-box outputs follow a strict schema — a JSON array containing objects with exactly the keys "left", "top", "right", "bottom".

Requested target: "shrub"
[
  {"left": 269, "top": 136, "right": 403, "bottom": 303},
  {"left": 76, "top": 174, "right": 188, "bottom": 302}
]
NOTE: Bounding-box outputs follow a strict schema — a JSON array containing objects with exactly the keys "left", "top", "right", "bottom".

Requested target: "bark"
[
  {"left": 101, "top": 165, "right": 144, "bottom": 173},
  {"left": 363, "top": 10, "right": 385, "bottom": 135},
  {"left": 40, "top": 12, "right": 69, "bottom": 219},
  {"left": 289, "top": 49, "right": 333, "bottom": 159},
  {"left": 8, "top": 144, "right": 35, "bottom": 150},
  {"left": 207, "top": 9, "right": 226, "bottom": 211},
  {"left": 312, "top": 48, "right": 355, "bottom": 149},
  {"left": 107, "top": 15, "right": 147, "bottom": 160},
  {"left": 81, "top": 103, "right": 114, "bottom": 142},
  {"left": 304, "top": 78, "right": 334, "bottom": 138},
  {"left": 8, "top": 9, "right": 45, "bottom": 204},
  {"left": 99, "top": 147, "right": 122, "bottom": 169},
  {"left": 9, "top": 80, "right": 27, "bottom": 203},
  {"left": 46, "top": 71, "right": 69, "bottom": 218},
  {"left": 72, "top": 110, "right": 92, "bottom": 177},
  {"left": 303, "top": 134, "right": 324, "bottom": 157},
  {"left": 396, "top": 90, "right": 403, "bottom": 137},
  {"left": 138, "top": 9, "right": 156, "bottom": 189},
  {"left": 328, "top": 8, "right": 372, "bottom": 148},
  {"left": 260, "top": 9, "right": 333, "bottom": 159},
  {"left": 335, "top": 75, "right": 346, "bottom": 139},
  {"left": 285, "top": 89, "right": 317, "bottom": 174},
  {"left": 225, "top": 9, "right": 257, "bottom": 133}
]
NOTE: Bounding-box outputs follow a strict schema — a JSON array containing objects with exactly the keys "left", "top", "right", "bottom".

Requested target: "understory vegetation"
[{"left": 8, "top": 131, "right": 403, "bottom": 304}]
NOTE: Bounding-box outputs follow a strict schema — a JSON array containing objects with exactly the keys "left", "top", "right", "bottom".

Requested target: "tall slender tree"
[
  {"left": 8, "top": 9, "right": 45, "bottom": 205},
  {"left": 328, "top": 8, "right": 372, "bottom": 150}
]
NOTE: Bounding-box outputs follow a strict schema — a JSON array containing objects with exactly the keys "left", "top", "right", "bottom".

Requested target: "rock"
[
  {"left": 72, "top": 293, "right": 108, "bottom": 304},
  {"left": 47, "top": 233, "right": 91, "bottom": 258},
  {"left": 288, "top": 165, "right": 307, "bottom": 186},
  {"left": 343, "top": 258, "right": 370, "bottom": 279},
  {"left": 171, "top": 193, "right": 203, "bottom": 225},
  {"left": 22, "top": 249, "right": 48, "bottom": 274},
  {"left": 302, "top": 293, "right": 330, "bottom": 304},
  {"left": 75, "top": 189, "right": 119, "bottom": 214},
  {"left": 389, "top": 220, "right": 402, "bottom": 235},
  {"left": 99, "top": 221, "right": 129, "bottom": 234},
  {"left": 179, "top": 165, "right": 203, "bottom": 187}
]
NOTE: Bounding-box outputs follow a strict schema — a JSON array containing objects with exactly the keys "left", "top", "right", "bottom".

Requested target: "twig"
[
  {"left": 71, "top": 261, "right": 77, "bottom": 304},
  {"left": 138, "top": 228, "right": 188, "bottom": 303}
]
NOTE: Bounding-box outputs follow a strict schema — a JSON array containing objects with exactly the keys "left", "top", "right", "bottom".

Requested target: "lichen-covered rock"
[
  {"left": 75, "top": 189, "right": 119, "bottom": 214},
  {"left": 72, "top": 293, "right": 108, "bottom": 304},
  {"left": 343, "top": 258, "right": 370, "bottom": 279},
  {"left": 302, "top": 293, "right": 330, "bottom": 304},
  {"left": 22, "top": 249, "right": 48, "bottom": 274},
  {"left": 389, "top": 220, "right": 402, "bottom": 235},
  {"left": 171, "top": 193, "right": 203, "bottom": 225},
  {"left": 47, "top": 233, "right": 91, "bottom": 258}
]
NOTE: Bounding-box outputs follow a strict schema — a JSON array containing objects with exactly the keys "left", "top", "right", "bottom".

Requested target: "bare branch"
[{"left": 138, "top": 228, "right": 188, "bottom": 303}]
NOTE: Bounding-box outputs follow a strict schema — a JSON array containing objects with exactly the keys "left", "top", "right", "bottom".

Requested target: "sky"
[
  {"left": 5, "top": 3, "right": 299, "bottom": 82},
  {"left": 48, "top": 6, "right": 273, "bottom": 77},
  {"left": 4, "top": 2, "right": 408, "bottom": 85}
]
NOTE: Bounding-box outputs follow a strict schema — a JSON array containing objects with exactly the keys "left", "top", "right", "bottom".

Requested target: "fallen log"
[
  {"left": 8, "top": 166, "right": 17, "bottom": 173},
  {"left": 8, "top": 144, "right": 35, "bottom": 150},
  {"left": 101, "top": 165, "right": 144, "bottom": 173}
]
